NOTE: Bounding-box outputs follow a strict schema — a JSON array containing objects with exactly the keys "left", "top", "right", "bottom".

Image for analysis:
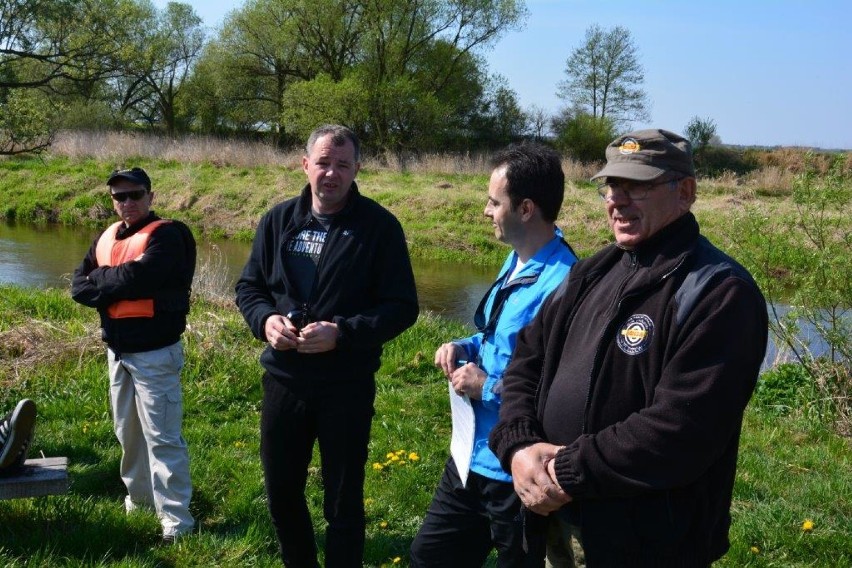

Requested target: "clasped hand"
[
  {"left": 510, "top": 442, "right": 572, "bottom": 515},
  {"left": 264, "top": 314, "right": 338, "bottom": 353}
]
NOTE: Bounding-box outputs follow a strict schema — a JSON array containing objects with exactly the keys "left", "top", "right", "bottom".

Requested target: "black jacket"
[
  {"left": 71, "top": 213, "right": 196, "bottom": 354},
  {"left": 489, "top": 213, "right": 768, "bottom": 566},
  {"left": 234, "top": 183, "right": 419, "bottom": 380}
]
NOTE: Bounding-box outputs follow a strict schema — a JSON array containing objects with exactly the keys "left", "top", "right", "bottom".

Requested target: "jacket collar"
[
  {"left": 501, "top": 227, "right": 570, "bottom": 282},
  {"left": 117, "top": 212, "right": 159, "bottom": 238},
  {"left": 578, "top": 212, "right": 700, "bottom": 287}
]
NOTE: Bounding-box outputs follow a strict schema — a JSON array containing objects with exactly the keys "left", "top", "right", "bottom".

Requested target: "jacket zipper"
[{"left": 581, "top": 251, "right": 638, "bottom": 434}]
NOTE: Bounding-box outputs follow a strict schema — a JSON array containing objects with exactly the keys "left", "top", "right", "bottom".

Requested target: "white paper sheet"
[{"left": 448, "top": 382, "right": 475, "bottom": 487}]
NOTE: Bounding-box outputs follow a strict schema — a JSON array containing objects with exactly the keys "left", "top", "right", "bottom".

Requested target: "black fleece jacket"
[
  {"left": 489, "top": 213, "right": 768, "bottom": 566},
  {"left": 234, "top": 183, "right": 419, "bottom": 381}
]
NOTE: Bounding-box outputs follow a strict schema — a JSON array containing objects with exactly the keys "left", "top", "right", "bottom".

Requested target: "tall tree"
[
  {"left": 280, "top": 0, "right": 527, "bottom": 153},
  {"left": 684, "top": 115, "right": 717, "bottom": 154},
  {"left": 525, "top": 104, "right": 550, "bottom": 141},
  {"left": 556, "top": 24, "right": 649, "bottom": 126},
  {"left": 189, "top": 0, "right": 345, "bottom": 142},
  {"left": 113, "top": 1, "right": 205, "bottom": 134},
  {"left": 0, "top": 0, "right": 129, "bottom": 153}
]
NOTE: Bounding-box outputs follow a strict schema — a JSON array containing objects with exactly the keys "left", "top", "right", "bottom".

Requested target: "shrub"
[
  {"left": 552, "top": 113, "right": 616, "bottom": 163},
  {"left": 730, "top": 154, "right": 851, "bottom": 432},
  {"left": 753, "top": 362, "right": 811, "bottom": 413},
  {"left": 697, "top": 145, "right": 758, "bottom": 177}
]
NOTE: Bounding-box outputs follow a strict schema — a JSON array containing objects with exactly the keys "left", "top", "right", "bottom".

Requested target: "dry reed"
[
  {"left": 47, "top": 131, "right": 848, "bottom": 192},
  {"left": 48, "top": 131, "right": 607, "bottom": 178},
  {"left": 0, "top": 320, "right": 101, "bottom": 385}
]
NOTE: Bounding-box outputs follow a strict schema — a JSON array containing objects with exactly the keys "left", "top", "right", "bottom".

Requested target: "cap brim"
[{"left": 590, "top": 162, "right": 668, "bottom": 181}]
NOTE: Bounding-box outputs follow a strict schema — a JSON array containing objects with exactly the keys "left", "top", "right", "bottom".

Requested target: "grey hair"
[{"left": 305, "top": 125, "right": 361, "bottom": 162}]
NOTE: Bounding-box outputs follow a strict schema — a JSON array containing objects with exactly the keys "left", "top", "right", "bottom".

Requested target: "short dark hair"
[
  {"left": 489, "top": 142, "right": 565, "bottom": 223},
  {"left": 305, "top": 124, "right": 361, "bottom": 162}
]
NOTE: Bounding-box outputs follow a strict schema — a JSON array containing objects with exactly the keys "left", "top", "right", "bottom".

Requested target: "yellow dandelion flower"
[
  {"left": 390, "top": 454, "right": 400, "bottom": 461},
  {"left": 234, "top": 441, "right": 245, "bottom": 448},
  {"left": 409, "top": 452, "right": 420, "bottom": 461},
  {"left": 750, "top": 546, "right": 760, "bottom": 554},
  {"left": 399, "top": 460, "right": 407, "bottom": 465},
  {"left": 372, "top": 463, "right": 384, "bottom": 471},
  {"left": 380, "top": 521, "right": 388, "bottom": 528},
  {"left": 802, "top": 519, "right": 814, "bottom": 532},
  {"left": 364, "top": 498, "right": 374, "bottom": 505},
  {"left": 393, "top": 557, "right": 401, "bottom": 564},
  {"left": 396, "top": 450, "right": 405, "bottom": 455},
  {"left": 386, "top": 452, "right": 395, "bottom": 459}
]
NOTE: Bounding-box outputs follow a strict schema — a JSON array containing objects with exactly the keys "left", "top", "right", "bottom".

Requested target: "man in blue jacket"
[
  {"left": 235, "top": 124, "right": 418, "bottom": 567},
  {"left": 410, "top": 143, "right": 577, "bottom": 566}
]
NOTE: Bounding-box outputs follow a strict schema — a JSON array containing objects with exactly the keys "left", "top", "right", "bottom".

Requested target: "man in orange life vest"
[{"left": 72, "top": 167, "right": 196, "bottom": 544}]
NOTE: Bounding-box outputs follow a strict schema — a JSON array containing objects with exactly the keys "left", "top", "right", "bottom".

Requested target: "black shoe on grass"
[{"left": 0, "top": 399, "right": 37, "bottom": 472}]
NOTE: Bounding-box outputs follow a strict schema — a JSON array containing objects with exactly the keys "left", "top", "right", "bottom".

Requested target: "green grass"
[
  {"left": 5, "top": 153, "right": 847, "bottom": 274},
  {"left": 1, "top": 286, "right": 849, "bottom": 567}
]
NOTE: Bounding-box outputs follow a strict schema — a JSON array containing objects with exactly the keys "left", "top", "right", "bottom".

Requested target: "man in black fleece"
[
  {"left": 235, "top": 124, "right": 418, "bottom": 567},
  {"left": 489, "top": 129, "right": 768, "bottom": 567}
]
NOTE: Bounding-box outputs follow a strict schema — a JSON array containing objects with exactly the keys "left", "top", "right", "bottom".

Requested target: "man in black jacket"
[
  {"left": 489, "top": 129, "right": 768, "bottom": 567},
  {"left": 72, "top": 167, "right": 196, "bottom": 544},
  {"left": 235, "top": 124, "right": 418, "bottom": 567}
]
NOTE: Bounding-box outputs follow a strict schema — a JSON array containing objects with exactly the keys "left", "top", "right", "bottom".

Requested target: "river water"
[
  {"left": 1, "top": 221, "right": 835, "bottom": 369},
  {"left": 0, "top": 220, "right": 494, "bottom": 327}
]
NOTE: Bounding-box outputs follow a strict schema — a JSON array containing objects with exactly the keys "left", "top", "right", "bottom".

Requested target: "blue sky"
[{"left": 155, "top": 0, "right": 852, "bottom": 150}]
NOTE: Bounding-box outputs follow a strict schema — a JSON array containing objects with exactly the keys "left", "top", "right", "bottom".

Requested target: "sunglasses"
[{"left": 110, "top": 190, "right": 148, "bottom": 202}]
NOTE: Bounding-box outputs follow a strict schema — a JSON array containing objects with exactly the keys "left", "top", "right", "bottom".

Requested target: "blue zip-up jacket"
[{"left": 455, "top": 230, "right": 576, "bottom": 481}]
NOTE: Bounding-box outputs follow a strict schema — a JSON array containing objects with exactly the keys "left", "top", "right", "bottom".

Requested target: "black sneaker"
[{"left": 0, "top": 399, "right": 37, "bottom": 472}]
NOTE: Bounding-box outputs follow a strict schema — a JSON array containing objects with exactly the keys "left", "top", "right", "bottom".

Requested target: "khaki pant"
[{"left": 108, "top": 342, "right": 194, "bottom": 537}]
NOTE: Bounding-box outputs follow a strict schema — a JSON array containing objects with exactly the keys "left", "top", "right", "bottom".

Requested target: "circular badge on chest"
[{"left": 617, "top": 314, "right": 654, "bottom": 355}]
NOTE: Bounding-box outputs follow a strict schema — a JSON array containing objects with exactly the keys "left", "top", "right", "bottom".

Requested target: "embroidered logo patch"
[
  {"left": 617, "top": 314, "right": 654, "bottom": 355},
  {"left": 619, "top": 138, "right": 641, "bottom": 155}
]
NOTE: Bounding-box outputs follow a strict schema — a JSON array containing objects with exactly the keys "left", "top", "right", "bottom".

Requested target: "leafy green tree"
[
  {"left": 557, "top": 24, "right": 649, "bottom": 126},
  {"left": 685, "top": 116, "right": 717, "bottom": 154},
  {"left": 552, "top": 109, "right": 616, "bottom": 163},
  {"left": 463, "top": 75, "right": 527, "bottom": 149},
  {"left": 0, "top": 0, "right": 130, "bottom": 152},
  {"left": 281, "top": 73, "right": 371, "bottom": 143},
  {"left": 525, "top": 104, "right": 551, "bottom": 141},
  {"left": 351, "top": 0, "right": 527, "bottom": 153},
  {"left": 110, "top": 1, "right": 205, "bottom": 134},
  {"left": 202, "top": 0, "right": 526, "bottom": 151},
  {"left": 730, "top": 155, "right": 851, "bottom": 424},
  {"left": 188, "top": 0, "right": 362, "bottom": 142}
]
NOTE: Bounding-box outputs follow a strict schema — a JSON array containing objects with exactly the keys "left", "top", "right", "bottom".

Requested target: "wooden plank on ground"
[{"left": 0, "top": 457, "right": 70, "bottom": 500}]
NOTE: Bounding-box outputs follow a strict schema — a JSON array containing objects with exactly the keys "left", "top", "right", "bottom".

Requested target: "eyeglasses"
[
  {"left": 596, "top": 178, "right": 682, "bottom": 202},
  {"left": 110, "top": 190, "right": 148, "bottom": 202}
]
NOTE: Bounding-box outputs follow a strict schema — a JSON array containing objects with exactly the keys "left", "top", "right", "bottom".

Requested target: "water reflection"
[
  {"left": 0, "top": 221, "right": 493, "bottom": 326},
  {"left": 3, "top": 221, "right": 840, "bottom": 367},
  {"left": 0, "top": 221, "right": 96, "bottom": 288}
]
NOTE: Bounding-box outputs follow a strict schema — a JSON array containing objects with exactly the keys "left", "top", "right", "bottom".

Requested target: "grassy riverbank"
[
  {"left": 3, "top": 132, "right": 849, "bottom": 273},
  {"left": 1, "top": 285, "right": 850, "bottom": 567}
]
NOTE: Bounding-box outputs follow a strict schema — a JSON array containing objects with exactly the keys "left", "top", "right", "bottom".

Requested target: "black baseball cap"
[{"left": 107, "top": 167, "right": 151, "bottom": 191}]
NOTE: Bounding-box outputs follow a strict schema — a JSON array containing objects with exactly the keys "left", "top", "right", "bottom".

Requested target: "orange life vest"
[{"left": 95, "top": 219, "right": 170, "bottom": 319}]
